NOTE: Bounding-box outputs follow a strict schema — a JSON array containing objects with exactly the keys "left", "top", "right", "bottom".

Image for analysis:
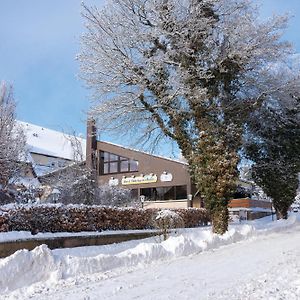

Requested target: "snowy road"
[
  {"left": 40, "top": 230, "right": 300, "bottom": 299},
  {"left": 3, "top": 217, "right": 299, "bottom": 300}
]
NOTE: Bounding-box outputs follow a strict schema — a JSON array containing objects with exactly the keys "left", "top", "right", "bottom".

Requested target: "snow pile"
[
  {"left": 0, "top": 215, "right": 299, "bottom": 296},
  {"left": 155, "top": 209, "right": 180, "bottom": 220},
  {"left": 0, "top": 245, "right": 58, "bottom": 293}
]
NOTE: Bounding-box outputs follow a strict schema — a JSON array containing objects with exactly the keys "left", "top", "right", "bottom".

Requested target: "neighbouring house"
[
  {"left": 228, "top": 198, "right": 273, "bottom": 220},
  {"left": 228, "top": 180, "right": 274, "bottom": 220},
  {"left": 18, "top": 121, "right": 86, "bottom": 177},
  {"left": 1, "top": 160, "right": 42, "bottom": 204},
  {"left": 86, "top": 120, "right": 273, "bottom": 218},
  {"left": 5, "top": 121, "right": 87, "bottom": 203}
]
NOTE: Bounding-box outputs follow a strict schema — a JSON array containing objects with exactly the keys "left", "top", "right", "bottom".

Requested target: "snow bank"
[
  {"left": 0, "top": 245, "right": 58, "bottom": 293},
  {"left": 1, "top": 214, "right": 299, "bottom": 295}
]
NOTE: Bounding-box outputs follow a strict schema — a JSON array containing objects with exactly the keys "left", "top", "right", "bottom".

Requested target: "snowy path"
[
  {"left": 4, "top": 219, "right": 299, "bottom": 300},
  {"left": 37, "top": 230, "right": 300, "bottom": 299}
]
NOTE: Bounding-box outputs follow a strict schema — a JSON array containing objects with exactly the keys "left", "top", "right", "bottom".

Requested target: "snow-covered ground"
[{"left": 1, "top": 214, "right": 300, "bottom": 299}]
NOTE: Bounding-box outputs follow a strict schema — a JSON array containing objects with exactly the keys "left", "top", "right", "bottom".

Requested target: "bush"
[
  {"left": 153, "top": 210, "right": 185, "bottom": 240},
  {"left": 0, "top": 190, "right": 15, "bottom": 205},
  {"left": 0, "top": 204, "right": 210, "bottom": 233},
  {"left": 93, "top": 185, "right": 139, "bottom": 207}
]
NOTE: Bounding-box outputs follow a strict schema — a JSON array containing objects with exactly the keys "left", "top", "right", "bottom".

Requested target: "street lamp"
[
  {"left": 187, "top": 194, "right": 193, "bottom": 208},
  {"left": 51, "top": 188, "right": 61, "bottom": 203},
  {"left": 140, "top": 195, "right": 145, "bottom": 209}
]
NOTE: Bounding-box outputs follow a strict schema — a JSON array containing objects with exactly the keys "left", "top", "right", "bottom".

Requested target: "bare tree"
[
  {"left": 79, "top": 0, "right": 296, "bottom": 233},
  {"left": 0, "top": 82, "right": 27, "bottom": 188},
  {"left": 94, "top": 184, "right": 139, "bottom": 207},
  {"left": 41, "top": 130, "right": 138, "bottom": 206},
  {"left": 39, "top": 130, "right": 95, "bottom": 205}
]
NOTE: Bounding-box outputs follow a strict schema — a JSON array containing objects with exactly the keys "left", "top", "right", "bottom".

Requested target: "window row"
[
  {"left": 140, "top": 185, "right": 187, "bottom": 201},
  {"left": 99, "top": 151, "right": 138, "bottom": 175}
]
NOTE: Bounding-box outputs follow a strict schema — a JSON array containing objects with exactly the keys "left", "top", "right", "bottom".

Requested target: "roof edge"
[{"left": 98, "top": 141, "right": 188, "bottom": 166}]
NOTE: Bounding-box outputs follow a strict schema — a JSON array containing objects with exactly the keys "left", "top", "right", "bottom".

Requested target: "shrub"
[
  {"left": 0, "top": 204, "right": 210, "bottom": 233},
  {"left": 153, "top": 210, "right": 185, "bottom": 240}
]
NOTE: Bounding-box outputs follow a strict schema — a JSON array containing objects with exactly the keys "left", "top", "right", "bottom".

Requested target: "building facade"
[
  {"left": 86, "top": 120, "right": 272, "bottom": 217},
  {"left": 86, "top": 120, "right": 199, "bottom": 209}
]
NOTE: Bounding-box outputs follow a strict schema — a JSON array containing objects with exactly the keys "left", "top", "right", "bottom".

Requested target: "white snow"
[
  {"left": 1, "top": 214, "right": 300, "bottom": 299},
  {"left": 9, "top": 176, "right": 41, "bottom": 188},
  {"left": 154, "top": 209, "right": 180, "bottom": 220},
  {"left": 17, "top": 121, "right": 86, "bottom": 161}
]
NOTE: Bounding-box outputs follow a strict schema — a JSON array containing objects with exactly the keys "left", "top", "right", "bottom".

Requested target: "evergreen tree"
[{"left": 245, "top": 85, "right": 300, "bottom": 219}]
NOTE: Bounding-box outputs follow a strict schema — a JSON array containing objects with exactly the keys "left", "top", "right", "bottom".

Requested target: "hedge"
[{"left": 0, "top": 204, "right": 210, "bottom": 233}]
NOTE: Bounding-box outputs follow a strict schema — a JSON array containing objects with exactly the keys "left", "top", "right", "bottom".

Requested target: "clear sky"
[
  {"left": 0, "top": 0, "right": 102, "bottom": 137},
  {"left": 0, "top": 0, "right": 299, "bottom": 144}
]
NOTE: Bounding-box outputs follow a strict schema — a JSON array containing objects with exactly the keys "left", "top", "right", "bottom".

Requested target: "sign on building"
[{"left": 122, "top": 174, "right": 158, "bottom": 185}]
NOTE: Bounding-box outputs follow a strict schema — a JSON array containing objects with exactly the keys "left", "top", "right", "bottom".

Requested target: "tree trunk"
[
  {"left": 275, "top": 208, "right": 288, "bottom": 220},
  {"left": 211, "top": 205, "right": 229, "bottom": 235}
]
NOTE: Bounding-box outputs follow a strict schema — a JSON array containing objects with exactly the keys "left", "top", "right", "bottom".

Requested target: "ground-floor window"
[
  {"left": 130, "top": 189, "right": 138, "bottom": 200},
  {"left": 140, "top": 185, "right": 187, "bottom": 201}
]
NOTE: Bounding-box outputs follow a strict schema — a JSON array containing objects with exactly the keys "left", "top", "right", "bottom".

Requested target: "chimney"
[{"left": 86, "top": 118, "right": 97, "bottom": 170}]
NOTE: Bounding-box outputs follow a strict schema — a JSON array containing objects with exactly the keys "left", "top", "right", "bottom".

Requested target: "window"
[
  {"left": 130, "top": 189, "right": 138, "bottom": 200},
  {"left": 129, "top": 160, "right": 138, "bottom": 172},
  {"left": 103, "top": 152, "right": 110, "bottom": 162},
  {"left": 110, "top": 154, "right": 118, "bottom": 161},
  {"left": 175, "top": 185, "right": 188, "bottom": 200},
  {"left": 99, "top": 151, "right": 138, "bottom": 175},
  {"left": 140, "top": 185, "right": 187, "bottom": 201},
  {"left": 103, "top": 163, "right": 109, "bottom": 174},
  {"left": 120, "top": 161, "right": 129, "bottom": 172},
  {"left": 109, "top": 162, "right": 118, "bottom": 173}
]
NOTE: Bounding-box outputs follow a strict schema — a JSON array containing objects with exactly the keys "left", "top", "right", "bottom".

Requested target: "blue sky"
[
  {"left": 0, "top": 0, "right": 299, "bottom": 143},
  {"left": 0, "top": 0, "right": 102, "bottom": 136}
]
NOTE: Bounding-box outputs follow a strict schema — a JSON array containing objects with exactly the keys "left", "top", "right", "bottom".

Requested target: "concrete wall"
[
  {"left": 143, "top": 200, "right": 189, "bottom": 209},
  {"left": 0, "top": 231, "right": 159, "bottom": 258}
]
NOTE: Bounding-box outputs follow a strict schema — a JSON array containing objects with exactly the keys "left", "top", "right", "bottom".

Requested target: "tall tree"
[
  {"left": 245, "top": 70, "right": 300, "bottom": 219},
  {"left": 79, "top": 0, "right": 293, "bottom": 234},
  {"left": 0, "top": 82, "right": 27, "bottom": 188}
]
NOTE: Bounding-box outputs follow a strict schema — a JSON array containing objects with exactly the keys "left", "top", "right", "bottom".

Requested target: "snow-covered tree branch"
[
  {"left": 79, "top": 0, "right": 296, "bottom": 233},
  {"left": 0, "top": 82, "right": 27, "bottom": 188}
]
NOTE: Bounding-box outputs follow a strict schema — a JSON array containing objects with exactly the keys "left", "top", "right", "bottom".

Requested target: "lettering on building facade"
[{"left": 121, "top": 174, "right": 158, "bottom": 185}]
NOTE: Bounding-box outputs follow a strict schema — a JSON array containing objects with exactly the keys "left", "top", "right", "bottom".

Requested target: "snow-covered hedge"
[{"left": 0, "top": 204, "right": 209, "bottom": 233}]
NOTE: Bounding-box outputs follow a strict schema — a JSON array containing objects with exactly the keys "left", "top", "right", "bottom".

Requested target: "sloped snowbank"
[
  {"left": 0, "top": 245, "right": 57, "bottom": 293},
  {"left": 0, "top": 215, "right": 299, "bottom": 295}
]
